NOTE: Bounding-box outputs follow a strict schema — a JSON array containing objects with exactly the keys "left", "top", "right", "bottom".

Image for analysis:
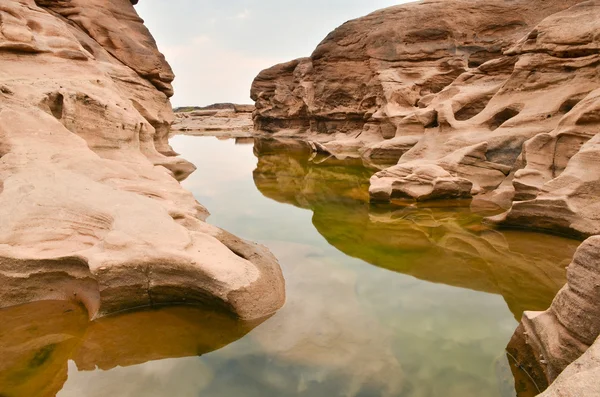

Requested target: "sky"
[{"left": 135, "top": 0, "right": 411, "bottom": 107}]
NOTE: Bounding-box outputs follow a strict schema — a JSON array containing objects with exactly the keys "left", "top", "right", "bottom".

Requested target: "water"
[{"left": 0, "top": 136, "right": 580, "bottom": 397}]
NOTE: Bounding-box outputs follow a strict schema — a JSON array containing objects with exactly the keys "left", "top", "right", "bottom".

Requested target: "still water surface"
[{"left": 0, "top": 136, "right": 580, "bottom": 397}]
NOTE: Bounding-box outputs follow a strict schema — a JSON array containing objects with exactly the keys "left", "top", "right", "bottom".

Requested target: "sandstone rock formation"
[
  {"left": 251, "top": 0, "right": 600, "bottom": 394},
  {"left": 507, "top": 236, "right": 600, "bottom": 393},
  {"left": 0, "top": 0, "right": 284, "bottom": 320},
  {"left": 536, "top": 334, "right": 600, "bottom": 397},
  {"left": 172, "top": 103, "right": 254, "bottom": 137},
  {"left": 251, "top": 0, "right": 600, "bottom": 232}
]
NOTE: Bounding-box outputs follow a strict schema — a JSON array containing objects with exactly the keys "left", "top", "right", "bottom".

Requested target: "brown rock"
[
  {"left": 37, "top": 0, "right": 175, "bottom": 96},
  {"left": 370, "top": 163, "right": 473, "bottom": 202},
  {"left": 251, "top": 0, "right": 600, "bottom": 392},
  {"left": 251, "top": 0, "right": 600, "bottom": 211},
  {"left": 507, "top": 236, "right": 600, "bottom": 393},
  {"left": 172, "top": 104, "right": 255, "bottom": 136},
  {"left": 537, "top": 335, "right": 600, "bottom": 397},
  {"left": 0, "top": 0, "right": 285, "bottom": 320},
  {"left": 251, "top": 0, "right": 581, "bottom": 154}
]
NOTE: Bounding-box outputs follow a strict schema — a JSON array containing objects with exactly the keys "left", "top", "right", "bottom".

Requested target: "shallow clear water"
[{"left": 0, "top": 136, "right": 580, "bottom": 397}]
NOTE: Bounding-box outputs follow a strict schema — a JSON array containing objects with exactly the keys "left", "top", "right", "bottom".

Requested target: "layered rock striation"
[
  {"left": 251, "top": 0, "right": 600, "bottom": 394},
  {"left": 0, "top": 0, "right": 284, "bottom": 320},
  {"left": 251, "top": 0, "right": 600, "bottom": 233},
  {"left": 172, "top": 103, "right": 254, "bottom": 136},
  {"left": 507, "top": 235, "right": 600, "bottom": 395}
]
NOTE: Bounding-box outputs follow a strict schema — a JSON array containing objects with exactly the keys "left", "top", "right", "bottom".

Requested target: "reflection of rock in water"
[
  {"left": 0, "top": 302, "right": 262, "bottom": 397},
  {"left": 73, "top": 306, "right": 262, "bottom": 371},
  {"left": 253, "top": 137, "right": 579, "bottom": 320},
  {"left": 0, "top": 301, "right": 88, "bottom": 397}
]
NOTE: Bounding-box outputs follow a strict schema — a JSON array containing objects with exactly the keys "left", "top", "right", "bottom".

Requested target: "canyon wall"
[
  {"left": 251, "top": 0, "right": 600, "bottom": 394},
  {"left": 0, "top": 0, "right": 284, "bottom": 320}
]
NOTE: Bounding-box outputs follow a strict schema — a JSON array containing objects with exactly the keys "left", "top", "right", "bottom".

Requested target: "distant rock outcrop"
[
  {"left": 0, "top": 0, "right": 284, "bottom": 320},
  {"left": 251, "top": 0, "right": 600, "bottom": 394},
  {"left": 173, "top": 103, "right": 255, "bottom": 136}
]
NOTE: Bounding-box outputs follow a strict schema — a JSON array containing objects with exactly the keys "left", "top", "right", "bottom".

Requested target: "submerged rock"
[{"left": 0, "top": 1, "right": 284, "bottom": 320}]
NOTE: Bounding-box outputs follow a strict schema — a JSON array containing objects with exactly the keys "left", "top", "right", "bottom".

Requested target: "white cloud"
[
  {"left": 162, "top": 38, "right": 283, "bottom": 106},
  {"left": 231, "top": 9, "right": 251, "bottom": 20},
  {"left": 136, "top": 0, "right": 410, "bottom": 105},
  {"left": 191, "top": 35, "right": 211, "bottom": 45}
]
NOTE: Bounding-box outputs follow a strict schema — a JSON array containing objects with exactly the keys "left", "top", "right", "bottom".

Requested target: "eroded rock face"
[
  {"left": 251, "top": 0, "right": 600, "bottom": 393},
  {"left": 251, "top": 1, "right": 600, "bottom": 224},
  {"left": 0, "top": 0, "right": 284, "bottom": 320},
  {"left": 507, "top": 236, "right": 600, "bottom": 393}
]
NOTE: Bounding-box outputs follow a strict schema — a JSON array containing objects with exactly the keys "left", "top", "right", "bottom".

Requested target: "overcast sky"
[{"left": 135, "top": 1, "right": 410, "bottom": 107}]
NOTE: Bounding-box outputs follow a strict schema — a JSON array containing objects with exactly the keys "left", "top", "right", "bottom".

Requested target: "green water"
[{"left": 0, "top": 136, "right": 580, "bottom": 397}]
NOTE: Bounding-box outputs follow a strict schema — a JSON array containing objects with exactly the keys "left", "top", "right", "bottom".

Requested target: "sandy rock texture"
[
  {"left": 172, "top": 103, "right": 254, "bottom": 137},
  {"left": 251, "top": 0, "right": 600, "bottom": 394},
  {"left": 0, "top": 0, "right": 284, "bottom": 320},
  {"left": 251, "top": 1, "right": 600, "bottom": 227},
  {"left": 507, "top": 236, "right": 600, "bottom": 394},
  {"left": 536, "top": 335, "right": 600, "bottom": 397}
]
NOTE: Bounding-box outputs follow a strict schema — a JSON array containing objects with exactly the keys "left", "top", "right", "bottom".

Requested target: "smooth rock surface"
[
  {"left": 537, "top": 335, "right": 600, "bottom": 397},
  {"left": 0, "top": 0, "right": 284, "bottom": 320}
]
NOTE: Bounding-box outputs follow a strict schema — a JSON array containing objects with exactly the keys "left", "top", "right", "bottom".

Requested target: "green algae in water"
[{"left": 0, "top": 136, "right": 580, "bottom": 397}]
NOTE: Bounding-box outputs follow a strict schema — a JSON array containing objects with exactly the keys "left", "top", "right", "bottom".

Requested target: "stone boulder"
[{"left": 370, "top": 164, "right": 473, "bottom": 202}]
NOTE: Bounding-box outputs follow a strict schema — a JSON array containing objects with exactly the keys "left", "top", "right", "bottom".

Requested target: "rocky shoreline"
[
  {"left": 249, "top": 0, "right": 600, "bottom": 395},
  {"left": 2, "top": 0, "right": 599, "bottom": 395},
  {"left": 172, "top": 103, "right": 255, "bottom": 137},
  {"left": 0, "top": 0, "right": 284, "bottom": 320}
]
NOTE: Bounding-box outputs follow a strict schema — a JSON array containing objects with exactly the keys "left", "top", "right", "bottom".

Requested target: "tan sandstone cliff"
[
  {"left": 250, "top": 0, "right": 600, "bottom": 394},
  {"left": 0, "top": 0, "right": 284, "bottom": 320}
]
